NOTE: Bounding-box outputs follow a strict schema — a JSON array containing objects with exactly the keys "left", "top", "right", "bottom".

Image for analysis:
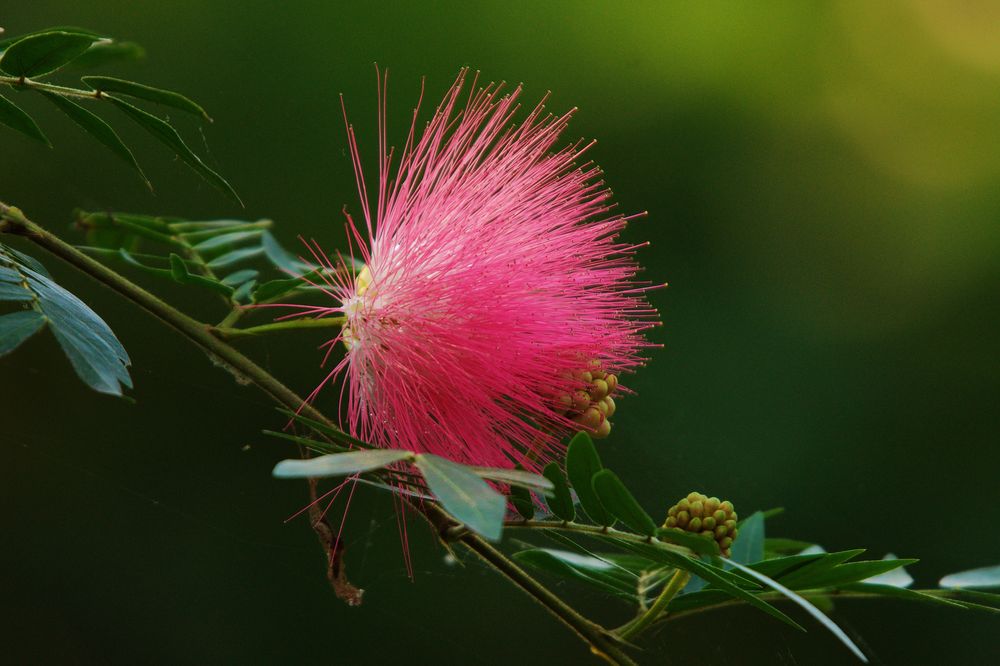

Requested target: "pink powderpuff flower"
[{"left": 294, "top": 68, "right": 662, "bottom": 471}]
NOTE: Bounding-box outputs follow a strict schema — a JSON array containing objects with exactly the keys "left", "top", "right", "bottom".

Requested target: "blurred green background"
[{"left": 2, "top": 1, "right": 998, "bottom": 664}]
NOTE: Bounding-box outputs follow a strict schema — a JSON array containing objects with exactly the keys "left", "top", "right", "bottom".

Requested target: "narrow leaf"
[
  {"left": 273, "top": 449, "right": 412, "bottom": 479},
  {"left": 83, "top": 75, "right": 211, "bottom": 121},
  {"left": 38, "top": 91, "right": 147, "bottom": 187},
  {"left": 192, "top": 229, "right": 263, "bottom": 252},
  {"left": 592, "top": 469, "right": 657, "bottom": 536},
  {"left": 509, "top": 485, "right": 535, "bottom": 520},
  {"left": 67, "top": 41, "right": 144, "bottom": 69},
  {"left": 730, "top": 511, "right": 765, "bottom": 565},
  {"left": 262, "top": 231, "right": 313, "bottom": 274},
  {"left": 724, "top": 558, "right": 869, "bottom": 663},
  {"left": 864, "top": 554, "right": 913, "bottom": 588},
  {"left": 565, "top": 431, "right": 612, "bottom": 525},
  {"left": 0, "top": 310, "right": 47, "bottom": 355},
  {"left": 414, "top": 453, "right": 506, "bottom": 541},
  {"left": 106, "top": 95, "right": 241, "bottom": 205},
  {"left": 0, "top": 93, "right": 49, "bottom": 145},
  {"left": 541, "top": 462, "right": 575, "bottom": 522},
  {"left": 0, "top": 31, "right": 102, "bottom": 77},
  {"left": 206, "top": 245, "right": 265, "bottom": 269},
  {"left": 514, "top": 548, "right": 640, "bottom": 600},
  {"left": 940, "top": 564, "right": 1000, "bottom": 590},
  {"left": 472, "top": 467, "right": 553, "bottom": 492},
  {"left": 220, "top": 269, "right": 259, "bottom": 286}
]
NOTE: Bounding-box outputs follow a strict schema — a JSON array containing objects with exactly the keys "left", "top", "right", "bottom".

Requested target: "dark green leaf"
[
  {"left": 0, "top": 247, "right": 131, "bottom": 395},
  {"left": 730, "top": 511, "right": 765, "bottom": 565},
  {"left": 778, "top": 549, "right": 866, "bottom": 589},
  {"left": 514, "top": 548, "right": 642, "bottom": 600},
  {"left": 67, "top": 41, "right": 144, "bottom": 69},
  {"left": 472, "top": 467, "right": 553, "bottom": 492},
  {"left": 232, "top": 279, "right": 256, "bottom": 304},
  {"left": 206, "top": 245, "right": 265, "bottom": 269},
  {"left": 106, "top": 95, "right": 241, "bottom": 205},
  {"left": 940, "top": 564, "right": 1000, "bottom": 590},
  {"left": 655, "top": 527, "right": 720, "bottom": 557},
  {"left": 414, "top": 453, "right": 506, "bottom": 541},
  {"left": 725, "top": 558, "right": 869, "bottom": 662},
  {"left": 252, "top": 272, "right": 320, "bottom": 303},
  {"left": 273, "top": 449, "right": 412, "bottom": 479},
  {"left": 276, "top": 408, "right": 371, "bottom": 449},
  {"left": 565, "top": 431, "right": 612, "bottom": 525},
  {"left": 509, "top": 485, "right": 535, "bottom": 520},
  {"left": 842, "top": 583, "right": 968, "bottom": 610},
  {"left": 38, "top": 90, "right": 148, "bottom": 188},
  {"left": 192, "top": 230, "right": 263, "bottom": 253},
  {"left": 0, "top": 27, "right": 102, "bottom": 53},
  {"left": 0, "top": 93, "right": 48, "bottom": 145},
  {"left": 592, "top": 469, "right": 656, "bottom": 536},
  {"left": 749, "top": 552, "right": 828, "bottom": 580},
  {"left": 0, "top": 310, "right": 47, "bottom": 355},
  {"left": 167, "top": 253, "right": 234, "bottom": 296},
  {"left": 764, "top": 537, "right": 816, "bottom": 555},
  {"left": 262, "top": 231, "right": 313, "bottom": 274},
  {"left": 0, "top": 31, "right": 102, "bottom": 77},
  {"left": 863, "top": 554, "right": 913, "bottom": 588},
  {"left": 83, "top": 75, "right": 210, "bottom": 121},
  {"left": 220, "top": 269, "right": 259, "bottom": 287},
  {"left": 541, "top": 462, "right": 575, "bottom": 522}
]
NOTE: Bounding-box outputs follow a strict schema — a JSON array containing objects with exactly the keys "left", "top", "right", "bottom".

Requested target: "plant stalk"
[
  {"left": 0, "top": 204, "right": 633, "bottom": 666},
  {"left": 617, "top": 568, "right": 690, "bottom": 640}
]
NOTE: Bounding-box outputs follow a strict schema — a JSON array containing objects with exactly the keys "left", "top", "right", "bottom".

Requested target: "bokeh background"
[{"left": 2, "top": 2, "right": 998, "bottom": 664}]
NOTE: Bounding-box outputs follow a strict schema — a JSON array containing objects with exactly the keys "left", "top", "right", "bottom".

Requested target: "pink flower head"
[{"left": 299, "top": 69, "right": 661, "bottom": 470}]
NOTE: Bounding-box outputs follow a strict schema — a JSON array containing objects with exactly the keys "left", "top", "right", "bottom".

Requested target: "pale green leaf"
[
  {"left": 273, "top": 449, "right": 412, "bottom": 479},
  {"left": 414, "top": 453, "right": 506, "bottom": 541}
]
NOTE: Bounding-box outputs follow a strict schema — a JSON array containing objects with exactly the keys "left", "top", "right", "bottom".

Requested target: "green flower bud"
[
  {"left": 573, "top": 407, "right": 602, "bottom": 430},
  {"left": 662, "top": 491, "right": 739, "bottom": 557},
  {"left": 605, "top": 374, "right": 618, "bottom": 392},
  {"left": 572, "top": 390, "right": 590, "bottom": 412},
  {"left": 593, "top": 418, "right": 611, "bottom": 439},
  {"left": 590, "top": 378, "right": 609, "bottom": 400},
  {"left": 604, "top": 396, "right": 616, "bottom": 417}
]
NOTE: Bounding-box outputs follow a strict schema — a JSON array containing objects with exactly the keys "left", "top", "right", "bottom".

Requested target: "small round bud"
[
  {"left": 572, "top": 390, "right": 590, "bottom": 412},
  {"left": 590, "top": 378, "right": 609, "bottom": 400},
  {"left": 573, "top": 407, "right": 603, "bottom": 430},
  {"left": 605, "top": 374, "right": 618, "bottom": 392},
  {"left": 595, "top": 398, "right": 609, "bottom": 416},
  {"left": 662, "top": 491, "right": 738, "bottom": 557},
  {"left": 578, "top": 370, "right": 593, "bottom": 384},
  {"left": 594, "top": 418, "right": 611, "bottom": 439},
  {"left": 604, "top": 396, "right": 616, "bottom": 417},
  {"left": 557, "top": 393, "right": 573, "bottom": 412}
]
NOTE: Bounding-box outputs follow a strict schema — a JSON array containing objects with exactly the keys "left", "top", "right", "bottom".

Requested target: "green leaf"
[
  {"left": 262, "top": 231, "right": 313, "bottom": 274},
  {"left": 252, "top": 272, "right": 321, "bottom": 303},
  {"left": 842, "top": 583, "right": 969, "bottom": 610},
  {"left": 0, "top": 27, "right": 102, "bottom": 53},
  {"left": 592, "top": 469, "right": 656, "bottom": 536},
  {"left": 38, "top": 90, "right": 148, "bottom": 188},
  {"left": 105, "top": 95, "right": 241, "bottom": 205},
  {"left": 206, "top": 245, "right": 265, "bottom": 269},
  {"left": 0, "top": 93, "right": 48, "bottom": 145},
  {"left": 777, "top": 549, "right": 866, "bottom": 589},
  {"left": 472, "top": 467, "right": 553, "bottom": 492},
  {"left": 166, "top": 253, "right": 234, "bottom": 296},
  {"left": 565, "top": 431, "right": 612, "bottom": 525},
  {"left": 0, "top": 310, "right": 47, "bottom": 355},
  {"left": 864, "top": 554, "right": 913, "bottom": 588},
  {"left": 940, "top": 564, "right": 1000, "bottom": 590},
  {"left": 541, "top": 462, "right": 575, "bottom": 522},
  {"left": 276, "top": 408, "right": 371, "bottom": 449},
  {"left": 509, "top": 485, "right": 535, "bottom": 520},
  {"left": 414, "top": 453, "right": 506, "bottom": 541},
  {"left": 220, "top": 269, "right": 259, "bottom": 287},
  {"left": 192, "top": 230, "right": 263, "bottom": 253},
  {"left": 232, "top": 279, "right": 256, "bottom": 304},
  {"left": 724, "top": 558, "right": 869, "bottom": 662},
  {"left": 764, "top": 537, "right": 816, "bottom": 555},
  {"left": 83, "top": 75, "right": 211, "bottom": 121},
  {"left": 730, "top": 511, "right": 765, "bottom": 565},
  {"left": 655, "top": 527, "right": 720, "bottom": 557},
  {"left": 514, "top": 548, "right": 642, "bottom": 600},
  {"left": 749, "top": 552, "right": 827, "bottom": 580},
  {"left": 67, "top": 40, "right": 144, "bottom": 69},
  {"left": 0, "top": 31, "right": 102, "bottom": 77},
  {"left": 273, "top": 449, "right": 412, "bottom": 479},
  {"left": 262, "top": 429, "right": 348, "bottom": 456},
  {"left": 0, "top": 246, "right": 131, "bottom": 395}
]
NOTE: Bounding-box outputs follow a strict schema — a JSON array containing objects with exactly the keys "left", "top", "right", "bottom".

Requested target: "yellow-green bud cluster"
[
  {"left": 663, "top": 492, "right": 738, "bottom": 557},
  {"left": 557, "top": 359, "right": 618, "bottom": 439}
]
